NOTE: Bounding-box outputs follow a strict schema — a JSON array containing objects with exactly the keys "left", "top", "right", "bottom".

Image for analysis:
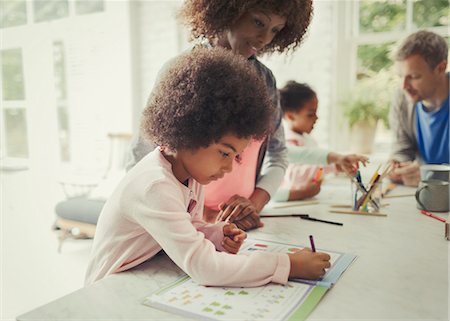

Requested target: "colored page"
[{"left": 144, "top": 275, "right": 322, "bottom": 321}]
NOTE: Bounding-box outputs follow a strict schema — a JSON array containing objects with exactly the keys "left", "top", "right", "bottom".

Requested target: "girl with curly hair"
[
  {"left": 86, "top": 48, "right": 330, "bottom": 286},
  {"left": 129, "top": 0, "right": 314, "bottom": 230}
]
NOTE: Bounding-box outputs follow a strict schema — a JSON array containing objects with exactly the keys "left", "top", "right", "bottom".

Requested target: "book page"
[
  {"left": 240, "top": 239, "right": 355, "bottom": 287},
  {"left": 146, "top": 276, "right": 314, "bottom": 321}
]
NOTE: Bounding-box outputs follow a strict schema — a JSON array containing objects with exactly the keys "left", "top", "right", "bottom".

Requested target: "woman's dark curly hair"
[
  {"left": 141, "top": 47, "right": 275, "bottom": 151},
  {"left": 179, "top": 0, "right": 313, "bottom": 54}
]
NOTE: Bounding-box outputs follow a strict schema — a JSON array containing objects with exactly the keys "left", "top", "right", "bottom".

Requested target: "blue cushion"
[{"left": 55, "top": 197, "right": 105, "bottom": 225}]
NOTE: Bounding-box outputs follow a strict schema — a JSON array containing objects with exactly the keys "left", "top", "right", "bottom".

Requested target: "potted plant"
[{"left": 341, "top": 70, "right": 394, "bottom": 154}]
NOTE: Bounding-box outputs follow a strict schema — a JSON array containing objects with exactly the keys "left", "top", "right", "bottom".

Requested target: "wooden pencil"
[
  {"left": 330, "top": 203, "right": 389, "bottom": 208},
  {"left": 383, "top": 193, "right": 415, "bottom": 199},
  {"left": 330, "top": 210, "right": 387, "bottom": 217},
  {"left": 272, "top": 200, "right": 320, "bottom": 209}
]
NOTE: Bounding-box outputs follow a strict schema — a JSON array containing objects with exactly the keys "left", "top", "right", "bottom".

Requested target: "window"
[
  {"left": 0, "top": 0, "right": 27, "bottom": 29},
  {"left": 75, "top": 0, "right": 104, "bottom": 15},
  {"left": 0, "top": 0, "right": 118, "bottom": 168},
  {"left": 33, "top": 0, "right": 69, "bottom": 23},
  {"left": 52, "top": 41, "right": 70, "bottom": 162},
  {"left": 1, "top": 48, "right": 29, "bottom": 158},
  {"left": 345, "top": 0, "right": 449, "bottom": 152},
  {"left": 355, "top": 0, "right": 449, "bottom": 79}
]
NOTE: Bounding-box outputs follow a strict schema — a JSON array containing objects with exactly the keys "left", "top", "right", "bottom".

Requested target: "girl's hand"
[
  {"left": 334, "top": 153, "right": 369, "bottom": 175},
  {"left": 289, "top": 180, "right": 321, "bottom": 200},
  {"left": 288, "top": 248, "right": 331, "bottom": 280},
  {"left": 222, "top": 223, "right": 247, "bottom": 254},
  {"left": 216, "top": 195, "right": 258, "bottom": 223}
]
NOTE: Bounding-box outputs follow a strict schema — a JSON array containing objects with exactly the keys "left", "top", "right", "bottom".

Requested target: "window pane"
[
  {"left": 357, "top": 42, "right": 395, "bottom": 77},
  {"left": 0, "top": 0, "right": 27, "bottom": 28},
  {"left": 53, "top": 41, "right": 67, "bottom": 100},
  {"left": 413, "top": 0, "right": 449, "bottom": 28},
  {"left": 1, "top": 48, "right": 26, "bottom": 100},
  {"left": 4, "top": 109, "right": 29, "bottom": 158},
  {"left": 52, "top": 41, "right": 70, "bottom": 162},
  {"left": 359, "top": 0, "right": 406, "bottom": 33},
  {"left": 75, "top": 0, "right": 104, "bottom": 15},
  {"left": 57, "top": 107, "right": 70, "bottom": 161},
  {"left": 33, "top": 0, "right": 69, "bottom": 23}
]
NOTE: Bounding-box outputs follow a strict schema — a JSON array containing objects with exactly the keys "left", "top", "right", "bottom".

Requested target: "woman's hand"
[{"left": 216, "top": 195, "right": 258, "bottom": 223}]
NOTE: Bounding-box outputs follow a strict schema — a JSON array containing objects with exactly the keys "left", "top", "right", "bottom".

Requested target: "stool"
[{"left": 54, "top": 197, "right": 105, "bottom": 252}]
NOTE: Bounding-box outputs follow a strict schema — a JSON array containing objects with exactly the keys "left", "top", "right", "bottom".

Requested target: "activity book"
[{"left": 143, "top": 238, "right": 356, "bottom": 321}]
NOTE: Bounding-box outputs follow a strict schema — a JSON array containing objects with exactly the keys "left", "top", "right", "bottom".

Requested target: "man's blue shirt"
[{"left": 415, "top": 95, "right": 449, "bottom": 164}]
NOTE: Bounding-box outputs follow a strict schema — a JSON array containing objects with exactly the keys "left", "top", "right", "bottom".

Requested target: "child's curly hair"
[
  {"left": 141, "top": 47, "right": 275, "bottom": 151},
  {"left": 279, "top": 81, "right": 316, "bottom": 113},
  {"left": 180, "top": 0, "right": 313, "bottom": 54}
]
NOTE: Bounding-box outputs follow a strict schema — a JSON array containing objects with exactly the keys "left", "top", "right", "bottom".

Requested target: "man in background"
[{"left": 389, "top": 30, "right": 449, "bottom": 186}]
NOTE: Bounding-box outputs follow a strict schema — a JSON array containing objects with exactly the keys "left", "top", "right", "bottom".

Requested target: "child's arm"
[
  {"left": 287, "top": 179, "right": 321, "bottom": 201},
  {"left": 327, "top": 152, "right": 368, "bottom": 175}
]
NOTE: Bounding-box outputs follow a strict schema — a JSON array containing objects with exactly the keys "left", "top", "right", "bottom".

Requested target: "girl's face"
[
  {"left": 219, "top": 10, "right": 286, "bottom": 58},
  {"left": 175, "top": 133, "right": 250, "bottom": 185},
  {"left": 285, "top": 96, "right": 319, "bottom": 135}
]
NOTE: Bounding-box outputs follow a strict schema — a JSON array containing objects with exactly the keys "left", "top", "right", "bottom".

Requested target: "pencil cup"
[
  {"left": 351, "top": 180, "right": 362, "bottom": 211},
  {"left": 366, "top": 182, "right": 382, "bottom": 213},
  {"left": 351, "top": 180, "right": 382, "bottom": 213}
]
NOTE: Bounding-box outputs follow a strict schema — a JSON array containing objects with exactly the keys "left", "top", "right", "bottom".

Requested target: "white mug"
[
  {"left": 420, "top": 164, "right": 450, "bottom": 182},
  {"left": 415, "top": 179, "right": 449, "bottom": 212}
]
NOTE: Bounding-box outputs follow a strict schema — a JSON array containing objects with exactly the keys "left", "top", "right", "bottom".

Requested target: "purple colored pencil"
[{"left": 309, "top": 235, "right": 316, "bottom": 252}]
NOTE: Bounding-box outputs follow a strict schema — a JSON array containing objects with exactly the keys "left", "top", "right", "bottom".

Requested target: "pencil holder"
[
  {"left": 350, "top": 180, "right": 363, "bottom": 211},
  {"left": 366, "top": 182, "right": 382, "bottom": 213},
  {"left": 351, "top": 180, "right": 382, "bottom": 213}
]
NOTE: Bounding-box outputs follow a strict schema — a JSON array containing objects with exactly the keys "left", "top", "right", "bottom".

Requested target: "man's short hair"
[{"left": 394, "top": 30, "right": 448, "bottom": 69}]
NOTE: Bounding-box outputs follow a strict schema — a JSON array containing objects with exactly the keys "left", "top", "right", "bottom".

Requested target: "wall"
[{"left": 260, "top": 0, "right": 335, "bottom": 148}]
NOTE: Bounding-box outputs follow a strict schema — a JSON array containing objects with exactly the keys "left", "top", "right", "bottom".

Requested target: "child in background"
[
  {"left": 85, "top": 48, "right": 330, "bottom": 287},
  {"left": 129, "top": 0, "right": 315, "bottom": 231},
  {"left": 274, "top": 81, "right": 368, "bottom": 201}
]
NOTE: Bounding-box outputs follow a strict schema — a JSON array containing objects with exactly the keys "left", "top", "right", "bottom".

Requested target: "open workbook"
[{"left": 143, "top": 238, "right": 356, "bottom": 321}]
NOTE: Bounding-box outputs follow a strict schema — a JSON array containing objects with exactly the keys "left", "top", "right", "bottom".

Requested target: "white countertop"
[{"left": 17, "top": 178, "right": 449, "bottom": 321}]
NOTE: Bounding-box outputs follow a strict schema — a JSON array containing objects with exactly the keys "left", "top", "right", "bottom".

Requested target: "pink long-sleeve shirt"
[{"left": 85, "top": 148, "right": 290, "bottom": 287}]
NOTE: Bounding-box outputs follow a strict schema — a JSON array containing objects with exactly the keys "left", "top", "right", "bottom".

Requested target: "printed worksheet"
[
  {"left": 145, "top": 276, "right": 316, "bottom": 321},
  {"left": 144, "top": 238, "right": 356, "bottom": 321},
  {"left": 240, "top": 239, "right": 356, "bottom": 288}
]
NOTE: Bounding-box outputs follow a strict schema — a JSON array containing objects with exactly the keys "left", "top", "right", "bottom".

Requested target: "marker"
[
  {"left": 312, "top": 167, "right": 324, "bottom": 184},
  {"left": 300, "top": 215, "right": 343, "bottom": 226},
  {"left": 420, "top": 210, "right": 446, "bottom": 223},
  {"left": 262, "top": 214, "right": 344, "bottom": 226},
  {"left": 309, "top": 235, "right": 316, "bottom": 252}
]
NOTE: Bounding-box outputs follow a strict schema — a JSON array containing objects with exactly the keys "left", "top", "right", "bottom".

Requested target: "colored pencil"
[
  {"left": 420, "top": 210, "right": 446, "bottom": 223},
  {"left": 309, "top": 235, "right": 316, "bottom": 252}
]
